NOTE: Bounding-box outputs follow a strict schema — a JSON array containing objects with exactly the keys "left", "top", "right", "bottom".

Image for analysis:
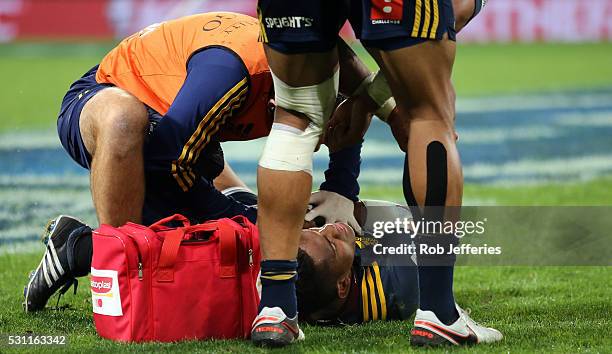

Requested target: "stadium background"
[{"left": 0, "top": 0, "right": 610, "bottom": 352}]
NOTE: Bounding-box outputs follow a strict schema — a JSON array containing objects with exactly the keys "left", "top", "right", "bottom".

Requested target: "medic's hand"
[
  {"left": 324, "top": 96, "right": 373, "bottom": 153},
  {"left": 305, "top": 190, "right": 362, "bottom": 234}
]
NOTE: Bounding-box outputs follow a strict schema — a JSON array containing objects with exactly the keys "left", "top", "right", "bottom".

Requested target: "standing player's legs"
[
  {"left": 255, "top": 47, "right": 338, "bottom": 346},
  {"left": 355, "top": 0, "right": 461, "bottom": 328},
  {"left": 370, "top": 34, "right": 462, "bottom": 325},
  {"left": 254, "top": 0, "right": 345, "bottom": 346},
  {"left": 358, "top": 0, "right": 501, "bottom": 345},
  {"left": 79, "top": 87, "right": 149, "bottom": 226}
]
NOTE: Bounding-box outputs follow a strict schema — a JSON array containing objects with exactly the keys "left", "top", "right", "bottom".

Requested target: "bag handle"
[
  {"left": 218, "top": 222, "right": 237, "bottom": 278},
  {"left": 150, "top": 214, "right": 190, "bottom": 231},
  {"left": 155, "top": 221, "right": 238, "bottom": 282},
  {"left": 156, "top": 228, "right": 184, "bottom": 282}
]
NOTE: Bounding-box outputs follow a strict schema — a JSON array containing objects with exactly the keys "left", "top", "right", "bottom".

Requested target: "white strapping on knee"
[
  {"left": 258, "top": 123, "right": 321, "bottom": 175},
  {"left": 366, "top": 71, "right": 396, "bottom": 122},
  {"left": 271, "top": 69, "right": 339, "bottom": 127}
]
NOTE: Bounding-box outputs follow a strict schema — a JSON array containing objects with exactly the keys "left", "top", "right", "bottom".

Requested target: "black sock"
[
  {"left": 66, "top": 226, "right": 92, "bottom": 277},
  {"left": 259, "top": 260, "right": 298, "bottom": 318},
  {"left": 73, "top": 234, "right": 92, "bottom": 277},
  {"left": 418, "top": 266, "right": 458, "bottom": 325}
]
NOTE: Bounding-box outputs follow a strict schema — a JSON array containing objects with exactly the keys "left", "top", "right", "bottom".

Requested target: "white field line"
[
  {"left": 0, "top": 174, "right": 89, "bottom": 187},
  {"left": 555, "top": 112, "right": 612, "bottom": 127},
  {"left": 456, "top": 91, "right": 612, "bottom": 114}
]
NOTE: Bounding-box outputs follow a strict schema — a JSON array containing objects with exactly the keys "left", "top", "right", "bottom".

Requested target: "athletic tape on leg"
[
  {"left": 271, "top": 69, "right": 339, "bottom": 127},
  {"left": 259, "top": 123, "right": 320, "bottom": 175}
]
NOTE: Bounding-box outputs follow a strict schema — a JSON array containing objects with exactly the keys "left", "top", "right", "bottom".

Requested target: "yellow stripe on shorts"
[
  {"left": 429, "top": 0, "right": 440, "bottom": 39},
  {"left": 412, "top": 0, "right": 423, "bottom": 37},
  {"left": 421, "top": 0, "right": 432, "bottom": 38}
]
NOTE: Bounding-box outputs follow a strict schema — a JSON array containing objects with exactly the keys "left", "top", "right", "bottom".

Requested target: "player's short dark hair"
[{"left": 296, "top": 248, "right": 338, "bottom": 321}]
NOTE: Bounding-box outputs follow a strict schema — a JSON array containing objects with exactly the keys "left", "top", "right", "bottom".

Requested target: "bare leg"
[
  {"left": 368, "top": 38, "right": 461, "bottom": 326},
  {"left": 258, "top": 47, "right": 338, "bottom": 260},
  {"left": 369, "top": 39, "right": 461, "bottom": 207},
  {"left": 79, "top": 87, "right": 149, "bottom": 226}
]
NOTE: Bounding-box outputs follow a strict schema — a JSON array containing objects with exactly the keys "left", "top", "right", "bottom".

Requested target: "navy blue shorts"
[
  {"left": 258, "top": 0, "right": 455, "bottom": 52},
  {"left": 57, "top": 65, "right": 110, "bottom": 169},
  {"left": 56, "top": 66, "right": 241, "bottom": 225}
]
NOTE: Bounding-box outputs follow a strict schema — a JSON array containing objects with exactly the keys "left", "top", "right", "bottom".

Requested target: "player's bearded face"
[{"left": 299, "top": 223, "right": 356, "bottom": 276}]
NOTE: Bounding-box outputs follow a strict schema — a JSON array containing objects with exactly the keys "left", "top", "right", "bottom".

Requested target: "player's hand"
[
  {"left": 305, "top": 190, "right": 362, "bottom": 234},
  {"left": 325, "top": 96, "right": 373, "bottom": 152}
]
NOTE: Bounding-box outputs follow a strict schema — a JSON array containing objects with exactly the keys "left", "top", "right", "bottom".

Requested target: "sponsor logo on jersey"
[{"left": 264, "top": 17, "right": 313, "bottom": 29}]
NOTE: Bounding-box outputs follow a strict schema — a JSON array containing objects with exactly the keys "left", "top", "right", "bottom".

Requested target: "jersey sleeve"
[
  {"left": 319, "top": 142, "right": 362, "bottom": 201},
  {"left": 188, "top": 177, "right": 258, "bottom": 224},
  {"left": 149, "top": 47, "right": 250, "bottom": 192}
]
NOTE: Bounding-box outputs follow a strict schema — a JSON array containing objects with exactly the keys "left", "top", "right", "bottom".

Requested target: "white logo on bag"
[{"left": 90, "top": 268, "right": 123, "bottom": 316}]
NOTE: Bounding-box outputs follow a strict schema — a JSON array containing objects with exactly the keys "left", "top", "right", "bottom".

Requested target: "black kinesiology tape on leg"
[
  {"left": 402, "top": 142, "right": 448, "bottom": 218},
  {"left": 404, "top": 141, "right": 457, "bottom": 265}
]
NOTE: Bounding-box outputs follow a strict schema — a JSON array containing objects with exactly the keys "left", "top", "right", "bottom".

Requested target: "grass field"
[
  {"left": 1, "top": 42, "right": 611, "bottom": 352},
  {"left": 1, "top": 42, "right": 612, "bottom": 132},
  {"left": 1, "top": 182, "right": 610, "bottom": 353}
]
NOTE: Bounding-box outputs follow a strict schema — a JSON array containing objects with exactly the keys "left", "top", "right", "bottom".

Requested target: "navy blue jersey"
[{"left": 336, "top": 238, "right": 419, "bottom": 324}]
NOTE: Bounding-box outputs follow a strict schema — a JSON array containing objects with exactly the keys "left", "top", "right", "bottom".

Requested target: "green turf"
[
  {"left": 1, "top": 252, "right": 609, "bottom": 353},
  {"left": 361, "top": 176, "right": 612, "bottom": 206},
  {"left": 1, "top": 180, "right": 611, "bottom": 352},
  {"left": 2, "top": 42, "right": 612, "bottom": 132},
  {"left": 353, "top": 42, "right": 612, "bottom": 96}
]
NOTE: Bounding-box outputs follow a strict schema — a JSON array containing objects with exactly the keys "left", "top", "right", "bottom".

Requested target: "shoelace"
[
  {"left": 461, "top": 307, "right": 484, "bottom": 327},
  {"left": 55, "top": 278, "right": 78, "bottom": 309}
]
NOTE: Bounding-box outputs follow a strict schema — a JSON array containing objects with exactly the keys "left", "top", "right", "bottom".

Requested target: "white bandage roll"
[
  {"left": 271, "top": 69, "right": 340, "bottom": 127},
  {"left": 258, "top": 123, "right": 321, "bottom": 175}
]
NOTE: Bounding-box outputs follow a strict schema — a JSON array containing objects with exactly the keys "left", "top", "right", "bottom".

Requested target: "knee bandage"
[
  {"left": 271, "top": 69, "right": 339, "bottom": 127},
  {"left": 258, "top": 123, "right": 321, "bottom": 175}
]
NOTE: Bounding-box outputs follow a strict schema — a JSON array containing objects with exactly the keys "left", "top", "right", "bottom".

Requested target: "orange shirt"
[
  {"left": 96, "top": 12, "right": 274, "bottom": 191},
  {"left": 96, "top": 12, "right": 273, "bottom": 142}
]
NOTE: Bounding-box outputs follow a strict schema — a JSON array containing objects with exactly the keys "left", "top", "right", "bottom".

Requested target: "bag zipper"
[
  {"left": 248, "top": 248, "right": 253, "bottom": 267},
  {"left": 138, "top": 261, "right": 143, "bottom": 280}
]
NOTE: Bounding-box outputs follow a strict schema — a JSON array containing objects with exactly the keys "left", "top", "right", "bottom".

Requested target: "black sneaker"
[{"left": 23, "top": 215, "right": 85, "bottom": 312}]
